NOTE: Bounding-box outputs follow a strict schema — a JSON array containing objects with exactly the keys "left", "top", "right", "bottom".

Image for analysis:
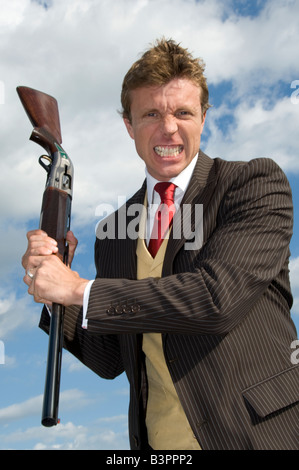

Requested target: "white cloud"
[
  {"left": 204, "top": 96, "right": 299, "bottom": 168},
  {"left": 0, "top": 222, "right": 30, "bottom": 278},
  {"left": 0, "top": 389, "right": 129, "bottom": 449},
  {"left": 0, "top": 393, "right": 43, "bottom": 423},
  {"left": 1, "top": 0, "right": 298, "bottom": 233},
  {"left": 2, "top": 418, "right": 129, "bottom": 450},
  {"left": 0, "top": 389, "right": 91, "bottom": 423},
  {"left": 0, "top": 0, "right": 28, "bottom": 29},
  {"left": 0, "top": 290, "right": 39, "bottom": 339}
]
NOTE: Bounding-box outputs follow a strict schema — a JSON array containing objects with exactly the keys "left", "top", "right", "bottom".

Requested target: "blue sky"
[{"left": 0, "top": 0, "right": 298, "bottom": 450}]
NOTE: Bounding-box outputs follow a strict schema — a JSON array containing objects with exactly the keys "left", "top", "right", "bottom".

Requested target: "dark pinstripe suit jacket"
[{"left": 41, "top": 151, "right": 299, "bottom": 450}]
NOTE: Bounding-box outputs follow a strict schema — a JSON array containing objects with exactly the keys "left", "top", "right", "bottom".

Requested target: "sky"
[{"left": 0, "top": 0, "right": 298, "bottom": 450}]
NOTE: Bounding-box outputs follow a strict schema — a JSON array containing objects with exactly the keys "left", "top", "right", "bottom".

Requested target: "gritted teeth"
[{"left": 154, "top": 145, "right": 184, "bottom": 157}]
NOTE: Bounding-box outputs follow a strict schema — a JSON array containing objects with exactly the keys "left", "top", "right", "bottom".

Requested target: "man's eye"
[{"left": 177, "top": 110, "right": 189, "bottom": 117}]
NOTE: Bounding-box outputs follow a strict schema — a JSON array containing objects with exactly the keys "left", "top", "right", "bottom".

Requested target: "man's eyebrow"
[{"left": 141, "top": 108, "right": 160, "bottom": 116}]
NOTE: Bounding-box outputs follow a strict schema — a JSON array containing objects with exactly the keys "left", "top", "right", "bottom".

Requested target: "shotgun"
[{"left": 17, "top": 86, "right": 74, "bottom": 427}]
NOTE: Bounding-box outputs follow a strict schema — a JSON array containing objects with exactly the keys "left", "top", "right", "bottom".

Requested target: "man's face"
[{"left": 123, "top": 78, "right": 206, "bottom": 181}]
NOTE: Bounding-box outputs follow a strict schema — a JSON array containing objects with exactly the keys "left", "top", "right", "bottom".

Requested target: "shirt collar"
[{"left": 145, "top": 154, "right": 198, "bottom": 205}]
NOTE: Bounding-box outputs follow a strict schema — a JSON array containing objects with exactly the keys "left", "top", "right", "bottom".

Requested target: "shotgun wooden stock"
[
  {"left": 17, "top": 87, "right": 61, "bottom": 152},
  {"left": 17, "top": 86, "right": 74, "bottom": 427}
]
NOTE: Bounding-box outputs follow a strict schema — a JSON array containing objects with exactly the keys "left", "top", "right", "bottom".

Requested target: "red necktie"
[{"left": 148, "top": 182, "right": 177, "bottom": 257}]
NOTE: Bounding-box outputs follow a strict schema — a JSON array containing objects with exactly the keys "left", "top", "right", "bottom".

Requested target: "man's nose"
[{"left": 161, "top": 115, "right": 178, "bottom": 135}]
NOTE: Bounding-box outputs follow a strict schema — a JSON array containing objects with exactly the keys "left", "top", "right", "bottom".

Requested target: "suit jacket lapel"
[
  {"left": 163, "top": 151, "right": 217, "bottom": 275},
  {"left": 121, "top": 180, "right": 147, "bottom": 280}
]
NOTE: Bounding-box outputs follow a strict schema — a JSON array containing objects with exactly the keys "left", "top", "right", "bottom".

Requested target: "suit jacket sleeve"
[
  {"left": 39, "top": 304, "right": 124, "bottom": 380},
  {"left": 85, "top": 158, "right": 293, "bottom": 336}
]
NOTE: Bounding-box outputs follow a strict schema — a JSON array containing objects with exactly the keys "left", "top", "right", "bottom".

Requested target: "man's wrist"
[{"left": 71, "top": 279, "right": 90, "bottom": 306}]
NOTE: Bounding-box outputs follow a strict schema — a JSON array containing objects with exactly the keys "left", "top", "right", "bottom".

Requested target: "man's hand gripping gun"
[{"left": 17, "top": 86, "right": 74, "bottom": 427}]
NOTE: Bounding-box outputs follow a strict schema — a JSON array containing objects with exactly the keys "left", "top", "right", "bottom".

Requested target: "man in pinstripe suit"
[{"left": 23, "top": 39, "right": 298, "bottom": 450}]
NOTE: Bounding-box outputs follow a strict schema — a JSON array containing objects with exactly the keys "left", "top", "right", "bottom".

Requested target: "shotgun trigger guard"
[{"left": 39, "top": 155, "right": 52, "bottom": 173}]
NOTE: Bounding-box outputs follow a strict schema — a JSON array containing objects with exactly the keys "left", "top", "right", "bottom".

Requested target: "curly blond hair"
[{"left": 121, "top": 38, "right": 211, "bottom": 121}]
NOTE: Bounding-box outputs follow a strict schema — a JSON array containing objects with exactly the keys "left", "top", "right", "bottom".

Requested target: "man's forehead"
[{"left": 130, "top": 78, "right": 202, "bottom": 107}]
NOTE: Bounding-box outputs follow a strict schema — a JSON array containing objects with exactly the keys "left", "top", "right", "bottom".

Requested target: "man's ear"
[
  {"left": 123, "top": 117, "right": 134, "bottom": 139},
  {"left": 199, "top": 110, "right": 206, "bottom": 135}
]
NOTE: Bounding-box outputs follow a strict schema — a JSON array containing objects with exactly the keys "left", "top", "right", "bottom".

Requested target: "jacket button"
[
  {"left": 115, "top": 304, "right": 123, "bottom": 314},
  {"left": 122, "top": 304, "right": 132, "bottom": 314},
  {"left": 106, "top": 306, "right": 115, "bottom": 315},
  {"left": 131, "top": 303, "right": 140, "bottom": 313}
]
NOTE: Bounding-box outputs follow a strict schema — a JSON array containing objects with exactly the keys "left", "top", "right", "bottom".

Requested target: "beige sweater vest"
[{"left": 136, "top": 225, "right": 201, "bottom": 450}]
